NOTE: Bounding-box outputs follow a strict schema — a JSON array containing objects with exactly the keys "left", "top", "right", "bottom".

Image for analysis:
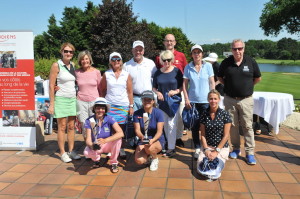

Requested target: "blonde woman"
[{"left": 48, "top": 43, "right": 81, "bottom": 163}]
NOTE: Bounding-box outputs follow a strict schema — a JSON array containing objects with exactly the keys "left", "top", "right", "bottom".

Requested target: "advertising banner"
[{"left": 0, "top": 31, "right": 36, "bottom": 150}]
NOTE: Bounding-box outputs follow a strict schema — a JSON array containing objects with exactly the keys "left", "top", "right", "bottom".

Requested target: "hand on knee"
[{"left": 135, "top": 157, "right": 145, "bottom": 165}]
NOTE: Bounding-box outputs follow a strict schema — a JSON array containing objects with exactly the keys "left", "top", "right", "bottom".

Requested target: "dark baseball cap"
[{"left": 141, "top": 90, "right": 154, "bottom": 100}]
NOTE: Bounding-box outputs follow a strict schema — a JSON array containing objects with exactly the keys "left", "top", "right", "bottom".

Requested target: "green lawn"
[
  {"left": 254, "top": 72, "right": 300, "bottom": 100},
  {"left": 255, "top": 58, "right": 300, "bottom": 66}
]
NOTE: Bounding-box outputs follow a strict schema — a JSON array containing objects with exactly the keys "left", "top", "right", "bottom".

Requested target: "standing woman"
[
  {"left": 100, "top": 52, "right": 134, "bottom": 158},
  {"left": 75, "top": 50, "right": 101, "bottom": 137},
  {"left": 153, "top": 50, "right": 183, "bottom": 157},
  {"left": 197, "top": 89, "right": 231, "bottom": 180},
  {"left": 48, "top": 43, "right": 81, "bottom": 163},
  {"left": 182, "top": 45, "right": 215, "bottom": 159}
]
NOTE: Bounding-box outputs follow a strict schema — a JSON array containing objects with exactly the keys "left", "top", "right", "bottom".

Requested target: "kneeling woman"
[
  {"left": 84, "top": 97, "right": 124, "bottom": 173},
  {"left": 197, "top": 89, "right": 232, "bottom": 180},
  {"left": 134, "top": 90, "right": 165, "bottom": 171}
]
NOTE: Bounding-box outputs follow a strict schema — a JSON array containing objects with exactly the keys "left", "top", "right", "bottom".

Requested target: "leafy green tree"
[
  {"left": 89, "top": 0, "right": 156, "bottom": 68},
  {"left": 260, "top": 0, "right": 300, "bottom": 36}
]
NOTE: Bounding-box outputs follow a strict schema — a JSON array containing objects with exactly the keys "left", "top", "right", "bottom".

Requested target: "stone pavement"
[{"left": 0, "top": 126, "right": 299, "bottom": 199}]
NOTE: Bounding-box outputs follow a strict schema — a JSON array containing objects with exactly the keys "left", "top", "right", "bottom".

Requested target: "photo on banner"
[{"left": 0, "top": 31, "right": 36, "bottom": 150}]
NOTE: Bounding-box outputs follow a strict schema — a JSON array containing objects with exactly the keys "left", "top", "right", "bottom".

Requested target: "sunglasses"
[
  {"left": 63, "top": 50, "right": 74, "bottom": 54},
  {"left": 111, "top": 57, "right": 121, "bottom": 62},
  {"left": 162, "top": 58, "right": 172, "bottom": 62},
  {"left": 232, "top": 47, "right": 244, "bottom": 51}
]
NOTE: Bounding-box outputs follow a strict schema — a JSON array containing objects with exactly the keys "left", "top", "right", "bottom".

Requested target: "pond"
[{"left": 259, "top": 63, "right": 300, "bottom": 73}]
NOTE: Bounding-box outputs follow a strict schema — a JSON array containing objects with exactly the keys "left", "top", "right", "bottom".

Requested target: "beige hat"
[{"left": 91, "top": 97, "right": 111, "bottom": 112}]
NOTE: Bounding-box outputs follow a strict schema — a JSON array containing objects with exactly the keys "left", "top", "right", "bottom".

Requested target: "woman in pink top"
[{"left": 75, "top": 50, "right": 102, "bottom": 138}]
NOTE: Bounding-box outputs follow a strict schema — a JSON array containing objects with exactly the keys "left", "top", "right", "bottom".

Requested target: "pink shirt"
[{"left": 75, "top": 69, "right": 101, "bottom": 102}]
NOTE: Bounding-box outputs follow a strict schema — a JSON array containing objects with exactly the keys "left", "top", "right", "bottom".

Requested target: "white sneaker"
[
  {"left": 107, "top": 152, "right": 111, "bottom": 157},
  {"left": 68, "top": 151, "right": 81, "bottom": 160},
  {"left": 194, "top": 149, "right": 201, "bottom": 159},
  {"left": 61, "top": 152, "right": 72, "bottom": 163},
  {"left": 149, "top": 158, "right": 159, "bottom": 171}
]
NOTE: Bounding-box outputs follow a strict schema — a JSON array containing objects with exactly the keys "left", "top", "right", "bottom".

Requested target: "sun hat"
[
  {"left": 91, "top": 97, "right": 111, "bottom": 112},
  {"left": 109, "top": 52, "right": 122, "bottom": 61},
  {"left": 141, "top": 90, "right": 154, "bottom": 100},
  {"left": 132, "top": 40, "right": 144, "bottom": 48},
  {"left": 203, "top": 52, "right": 218, "bottom": 62},
  {"left": 191, "top": 44, "right": 203, "bottom": 52}
]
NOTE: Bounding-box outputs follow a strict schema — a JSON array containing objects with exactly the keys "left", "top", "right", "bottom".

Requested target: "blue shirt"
[
  {"left": 183, "top": 61, "right": 214, "bottom": 103},
  {"left": 84, "top": 115, "right": 117, "bottom": 142},
  {"left": 133, "top": 108, "right": 165, "bottom": 141}
]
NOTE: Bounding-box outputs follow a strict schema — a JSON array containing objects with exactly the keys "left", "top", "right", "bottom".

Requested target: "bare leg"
[
  {"left": 144, "top": 141, "right": 162, "bottom": 159},
  {"left": 67, "top": 116, "right": 76, "bottom": 152},
  {"left": 57, "top": 117, "right": 67, "bottom": 155}
]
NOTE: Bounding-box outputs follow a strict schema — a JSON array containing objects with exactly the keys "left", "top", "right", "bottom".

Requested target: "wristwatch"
[
  {"left": 215, "top": 148, "right": 221, "bottom": 153},
  {"left": 129, "top": 104, "right": 134, "bottom": 108}
]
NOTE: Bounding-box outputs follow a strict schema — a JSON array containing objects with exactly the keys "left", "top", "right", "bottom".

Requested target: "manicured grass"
[{"left": 254, "top": 72, "right": 300, "bottom": 100}]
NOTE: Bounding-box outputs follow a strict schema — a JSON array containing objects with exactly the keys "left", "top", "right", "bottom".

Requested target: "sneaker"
[
  {"left": 119, "top": 148, "right": 126, "bottom": 159},
  {"left": 163, "top": 149, "right": 176, "bottom": 158},
  {"left": 149, "top": 158, "right": 159, "bottom": 171},
  {"left": 194, "top": 148, "right": 201, "bottom": 159},
  {"left": 68, "top": 151, "right": 81, "bottom": 160},
  {"left": 107, "top": 152, "right": 111, "bottom": 157},
  {"left": 61, "top": 152, "right": 72, "bottom": 163},
  {"left": 176, "top": 139, "right": 184, "bottom": 147},
  {"left": 229, "top": 150, "right": 241, "bottom": 159},
  {"left": 246, "top": 155, "right": 257, "bottom": 165}
]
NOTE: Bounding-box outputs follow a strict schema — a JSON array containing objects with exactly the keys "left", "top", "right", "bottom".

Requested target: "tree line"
[{"left": 34, "top": 0, "right": 300, "bottom": 72}]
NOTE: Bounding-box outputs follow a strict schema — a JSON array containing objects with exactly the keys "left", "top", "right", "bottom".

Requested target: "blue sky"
[{"left": 1, "top": 0, "right": 298, "bottom": 44}]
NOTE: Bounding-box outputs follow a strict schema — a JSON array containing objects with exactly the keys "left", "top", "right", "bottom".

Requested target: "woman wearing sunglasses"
[
  {"left": 152, "top": 50, "right": 183, "bottom": 157},
  {"left": 100, "top": 52, "right": 134, "bottom": 158},
  {"left": 48, "top": 43, "right": 81, "bottom": 163}
]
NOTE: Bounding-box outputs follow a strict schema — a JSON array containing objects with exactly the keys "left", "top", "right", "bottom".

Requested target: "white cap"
[
  {"left": 132, "top": 40, "right": 144, "bottom": 48},
  {"left": 109, "top": 52, "right": 122, "bottom": 61},
  {"left": 203, "top": 52, "right": 218, "bottom": 62},
  {"left": 91, "top": 97, "right": 111, "bottom": 112},
  {"left": 191, "top": 44, "right": 203, "bottom": 52}
]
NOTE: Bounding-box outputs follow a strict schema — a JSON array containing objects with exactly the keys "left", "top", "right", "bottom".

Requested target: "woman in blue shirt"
[
  {"left": 182, "top": 45, "right": 215, "bottom": 159},
  {"left": 83, "top": 97, "right": 124, "bottom": 173},
  {"left": 134, "top": 90, "right": 164, "bottom": 171}
]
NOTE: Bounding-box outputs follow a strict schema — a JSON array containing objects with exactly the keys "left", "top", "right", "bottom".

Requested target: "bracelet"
[{"left": 129, "top": 104, "right": 134, "bottom": 108}]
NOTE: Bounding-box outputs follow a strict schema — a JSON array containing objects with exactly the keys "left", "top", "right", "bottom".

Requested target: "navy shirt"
[
  {"left": 200, "top": 108, "right": 232, "bottom": 148},
  {"left": 84, "top": 115, "right": 117, "bottom": 142},
  {"left": 153, "top": 67, "right": 183, "bottom": 98},
  {"left": 133, "top": 108, "right": 165, "bottom": 142},
  {"left": 218, "top": 55, "right": 261, "bottom": 97}
]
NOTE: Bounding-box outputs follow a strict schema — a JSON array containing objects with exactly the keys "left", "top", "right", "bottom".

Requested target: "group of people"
[{"left": 48, "top": 35, "right": 261, "bottom": 179}]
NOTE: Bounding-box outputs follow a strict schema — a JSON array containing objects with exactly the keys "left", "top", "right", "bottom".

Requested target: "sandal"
[
  {"left": 92, "top": 161, "right": 101, "bottom": 168},
  {"left": 111, "top": 164, "right": 119, "bottom": 173}
]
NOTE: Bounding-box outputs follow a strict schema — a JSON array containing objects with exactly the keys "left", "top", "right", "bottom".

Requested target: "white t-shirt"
[
  {"left": 124, "top": 57, "right": 156, "bottom": 95},
  {"left": 105, "top": 69, "right": 129, "bottom": 106}
]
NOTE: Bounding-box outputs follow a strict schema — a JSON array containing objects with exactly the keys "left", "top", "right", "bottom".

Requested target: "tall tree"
[
  {"left": 89, "top": 0, "right": 156, "bottom": 68},
  {"left": 260, "top": 0, "right": 300, "bottom": 36}
]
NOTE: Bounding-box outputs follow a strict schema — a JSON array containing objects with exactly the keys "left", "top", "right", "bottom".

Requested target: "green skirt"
[{"left": 54, "top": 96, "right": 77, "bottom": 118}]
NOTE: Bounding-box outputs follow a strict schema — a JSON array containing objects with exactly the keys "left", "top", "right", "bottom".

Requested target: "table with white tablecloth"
[{"left": 219, "top": 92, "right": 295, "bottom": 134}]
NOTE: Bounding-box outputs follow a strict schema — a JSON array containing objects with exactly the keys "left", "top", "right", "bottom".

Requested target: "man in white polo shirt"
[{"left": 124, "top": 40, "right": 157, "bottom": 111}]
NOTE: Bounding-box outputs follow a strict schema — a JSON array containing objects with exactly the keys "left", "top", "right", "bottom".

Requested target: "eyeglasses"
[
  {"left": 63, "top": 50, "right": 74, "bottom": 54},
  {"left": 162, "top": 59, "right": 172, "bottom": 62},
  {"left": 232, "top": 47, "right": 244, "bottom": 51},
  {"left": 111, "top": 57, "right": 121, "bottom": 62}
]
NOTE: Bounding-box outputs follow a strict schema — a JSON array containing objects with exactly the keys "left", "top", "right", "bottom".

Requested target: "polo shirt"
[
  {"left": 183, "top": 61, "right": 214, "bottom": 103},
  {"left": 123, "top": 57, "right": 156, "bottom": 95},
  {"left": 84, "top": 115, "right": 117, "bottom": 142},
  {"left": 218, "top": 55, "right": 261, "bottom": 97},
  {"left": 105, "top": 69, "right": 129, "bottom": 106},
  {"left": 155, "top": 50, "right": 187, "bottom": 74}
]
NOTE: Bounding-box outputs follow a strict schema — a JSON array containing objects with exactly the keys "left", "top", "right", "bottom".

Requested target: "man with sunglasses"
[
  {"left": 218, "top": 39, "right": 261, "bottom": 165},
  {"left": 124, "top": 41, "right": 156, "bottom": 111}
]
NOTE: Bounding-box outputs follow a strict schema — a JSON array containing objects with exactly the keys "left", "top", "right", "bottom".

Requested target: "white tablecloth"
[{"left": 219, "top": 92, "right": 295, "bottom": 134}]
